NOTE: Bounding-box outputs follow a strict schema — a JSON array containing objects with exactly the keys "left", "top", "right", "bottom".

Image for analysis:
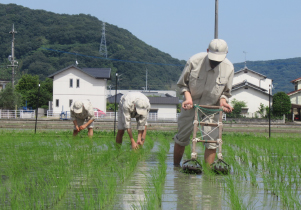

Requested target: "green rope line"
[
  {"left": 193, "top": 104, "right": 223, "bottom": 146},
  {"left": 193, "top": 104, "right": 223, "bottom": 113}
]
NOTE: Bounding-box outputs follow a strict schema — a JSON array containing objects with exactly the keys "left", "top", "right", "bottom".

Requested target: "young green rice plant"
[
  {"left": 149, "top": 133, "right": 170, "bottom": 206},
  {"left": 223, "top": 175, "right": 244, "bottom": 210}
]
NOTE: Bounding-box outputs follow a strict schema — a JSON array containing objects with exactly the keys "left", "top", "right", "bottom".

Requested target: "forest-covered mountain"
[
  {"left": 0, "top": 3, "right": 185, "bottom": 90},
  {"left": 0, "top": 3, "right": 300, "bottom": 94}
]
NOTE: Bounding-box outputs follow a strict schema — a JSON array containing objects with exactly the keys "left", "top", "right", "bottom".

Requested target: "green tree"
[
  {"left": 0, "top": 83, "right": 22, "bottom": 109},
  {"left": 15, "top": 74, "right": 52, "bottom": 109},
  {"left": 106, "top": 102, "right": 118, "bottom": 112},
  {"left": 177, "top": 103, "right": 181, "bottom": 113},
  {"left": 227, "top": 98, "right": 247, "bottom": 118},
  {"left": 256, "top": 103, "right": 269, "bottom": 118},
  {"left": 272, "top": 92, "right": 291, "bottom": 116}
]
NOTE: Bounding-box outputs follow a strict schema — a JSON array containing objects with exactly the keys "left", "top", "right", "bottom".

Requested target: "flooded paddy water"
[{"left": 0, "top": 130, "right": 300, "bottom": 209}]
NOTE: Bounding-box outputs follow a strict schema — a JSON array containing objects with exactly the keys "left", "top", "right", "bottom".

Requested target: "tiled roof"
[
  {"left": 48, "top": 65, "right": 111, "bottom": 79},
  {"left": 287, "top": 89, "right": 301, "bottom": 96},
  {"left": 107, "top": 93, "right": 179, "bottom": 105},
  {"left": 81, "top": 68, "right": 111, "bottom": 79},
  {"left": 290, "top": 77, "right": 301, "bottom": 83},
  {"left": 232, "top": 80, "right": 269, "bottom": 94},
  {"left": 107, "top": 93, "right": 123, "bottom": 103},
  {"left": 148, "top": 97, "right": 179, "bottom": 104},
  {"left": 235, "top": 67, "right": 267, "bottom": 78}
]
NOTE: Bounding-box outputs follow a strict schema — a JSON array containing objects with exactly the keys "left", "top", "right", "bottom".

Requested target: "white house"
[
  {"left": 231, "top": 66, "right": 273, "bottom": 117},
  {"left": 148, "top": 97, "right": 179, "bottom": 120},
  {"left": 48, "top": 65, "right": 111, "bottom": 114},
  {"left": 107, "top": 92, "right": 179, "bottom": 120},
  {"left": 288, "top": 76, "right": 301, "bottom": 104},
  {"left": 287, "top": 77, "right": 301, "bottom": 121},
  {"left": 107, "top": 89, "right": 177, "bottom": 97}
]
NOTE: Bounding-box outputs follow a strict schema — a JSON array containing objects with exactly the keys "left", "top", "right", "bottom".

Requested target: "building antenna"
[
  {"left": 99, "top": 22, "right": 108, "bottom": 58},
  {"left": 8, "top": 24, "right": 18, "bottom": 88},
  {"left": 75, "top": 51, "right": 78, "bottom": 66},
  {"left": 243, "top": 51, "right": 247, "bottom": 68}
]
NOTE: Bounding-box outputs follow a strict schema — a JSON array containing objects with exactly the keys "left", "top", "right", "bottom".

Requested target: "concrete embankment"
[{"left": 0, "top": 119, "right": 301, "bottom": 133}]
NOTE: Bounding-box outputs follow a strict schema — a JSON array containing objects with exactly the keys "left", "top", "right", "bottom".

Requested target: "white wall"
[
  {"left": 234, "top": 71, "right": 273, "bottom": 94},
  {"left": 52, "top": 68, "right": 107, "bottom": 113},
  {"left": 231, "top": 88, "right": 270, "bottom": 116},
  {"left": 150, "top": 104, "right": 177, "bottom": 119},
  {"left": 290, "top": 92, "right": 301, "bottom": 105},
  {"left": 297, "top": 81, "right": 301, "bottom": 90}
]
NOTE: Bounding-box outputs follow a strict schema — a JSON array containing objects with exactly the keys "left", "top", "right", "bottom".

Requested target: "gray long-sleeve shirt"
[{"left": 177, "top": 52, "right": 234, "bottom": 105}]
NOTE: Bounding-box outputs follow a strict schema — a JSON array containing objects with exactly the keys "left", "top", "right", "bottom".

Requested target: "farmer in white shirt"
[
  {"left": 70, "top": 100, "right": 96, "bottom": 137},
  {"left": 116, "top": 92, "right": 151, "bottom": 149}
]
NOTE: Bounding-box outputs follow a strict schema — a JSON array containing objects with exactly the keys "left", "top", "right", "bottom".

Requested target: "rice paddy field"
[{"left": 0, "top": 129, "right": 301, "bottom": 209}]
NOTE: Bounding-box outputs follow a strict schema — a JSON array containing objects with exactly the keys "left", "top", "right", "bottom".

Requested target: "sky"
[{"left": 1, "top": 0, "right": 301, "bottom": 64}]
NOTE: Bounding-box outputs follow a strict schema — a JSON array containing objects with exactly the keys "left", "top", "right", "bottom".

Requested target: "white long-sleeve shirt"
[
  {"left": 119, "top": 92, "right": 150, "bottom": 130},
  {"left": 70, "top": 100, "right": 95, "bottom": 121}
]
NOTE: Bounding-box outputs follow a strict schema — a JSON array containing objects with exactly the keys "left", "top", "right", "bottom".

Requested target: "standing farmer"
[
  {"left": 70, "top": 100, "right": 96, "bottom": 137},
  {"left": 116, "top": 92, "right": 151, "bottom": 149},
  {"left": 174, "top": 39, "right": 234, "bottom": 167}
]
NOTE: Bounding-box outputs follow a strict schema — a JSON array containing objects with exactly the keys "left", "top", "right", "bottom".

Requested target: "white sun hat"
[
  {"left": 135, "top": 99, "right": 149, "bottom": 116},
  {"left": 208, "top": 39, "right": 228, "bottom": 62}
]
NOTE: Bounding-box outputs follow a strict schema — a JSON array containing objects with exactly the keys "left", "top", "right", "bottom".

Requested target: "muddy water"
[
  {"left": 111, "top": 142, "right": 227, "bottom": 209},
  {"left": 110, "top": 143, "right": 160, "bottom": 209},
  {"left": 110, "top": 142, "right": 286, "bottom": 210}
]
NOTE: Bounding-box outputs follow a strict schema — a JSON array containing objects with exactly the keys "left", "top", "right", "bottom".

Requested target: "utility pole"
[
  {"left": 8, "top": 24, "right": 18, "bottom": 88},
  {"left": 114, "top": 73, "right": 118, "bottom": 136},
  {"left": 99, "top": 22, "right": 108, "bottom": 58},
  {"left": 145, "top": 68, "right": 148, "bottom": 91},
  {"left": 214, "top": 0, "right": 218, "bottom": 39},
  {"left": 269, "top": 85, "right": 271, "bottom": 138}
]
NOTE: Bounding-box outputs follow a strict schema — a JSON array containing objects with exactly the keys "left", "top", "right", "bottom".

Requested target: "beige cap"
[
  {"left": 208, "top": 39, "right": 228, "bottom": 62},
  {"left": 72, "top": 101, "right": 83, "bottom": 113},
  {"left": 135, "top": 99, "right": 149, "bottom": 116}
]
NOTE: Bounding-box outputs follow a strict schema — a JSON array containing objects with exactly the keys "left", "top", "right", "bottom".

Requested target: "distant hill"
[
  {"left": 0, "top": 3, "right": 299, "bottom": 94},
  {"left": 233, "top": 58, "right": 301, "bottom": 94},
  {"left": 0, "top": 3, "right": 185, "bottom": 90}
]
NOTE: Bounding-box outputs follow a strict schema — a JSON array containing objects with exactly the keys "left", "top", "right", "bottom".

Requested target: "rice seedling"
[{"left": 1, "top": 130, "right": 301, "bottom": 209}]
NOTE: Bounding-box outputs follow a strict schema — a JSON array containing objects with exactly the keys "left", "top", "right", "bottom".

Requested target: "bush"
[{"left": 272, "top": 92, "right": 291, "bottom": 117}]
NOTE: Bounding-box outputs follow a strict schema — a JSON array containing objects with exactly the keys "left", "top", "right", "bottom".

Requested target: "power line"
[
  {"left": 41, "top": 47, "right": 300, "bottom": 68},
  {"left": 41, "top": 47, "right": 184, "bottom": 67}
]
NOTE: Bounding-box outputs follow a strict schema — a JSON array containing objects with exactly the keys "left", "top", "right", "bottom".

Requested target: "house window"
[
  {"left": 149, "top": 109, "right": 158, "bottom": 114},
  {"left": 149, "top": 109, "right": 158, "bottom": 119},
  {"left": 69, "top": 99, "right": 73, "bottom": 107},
  {"left": 70, "top": 79, "right": 73, "bottom": 88},
  {"left": 76, "top": 79, "right": 80, "bottom": 88},
  {"left": 295, "top": 84, "right": 298, "bottom": 91},
  {"left": 56, "top": 99, "right": 59, "bottom": 107}
]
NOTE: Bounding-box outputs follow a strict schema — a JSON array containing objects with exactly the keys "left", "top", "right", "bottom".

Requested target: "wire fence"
[{"left": 0, "top": 110, "right": 35, "bottom": 119}]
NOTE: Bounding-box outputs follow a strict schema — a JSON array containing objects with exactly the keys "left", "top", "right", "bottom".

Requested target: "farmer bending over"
[
  {"left": 174, "top": 39, "right": 234, "bottom": 167},
  {"left": 116, "top": 92, "right": 151, "bottom": 149},
  {"left": 70, "top": 100, "right": 95, "bottom": 137}
]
